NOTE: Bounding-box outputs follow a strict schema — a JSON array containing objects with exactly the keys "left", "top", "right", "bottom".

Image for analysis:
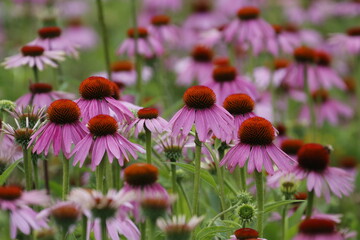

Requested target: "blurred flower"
[
  {"left": 140, "top": 193, "right": 176, "bottom": 222},
  {"left": 29, "top": 26, "right": 78, "bottom": 58},
  {"left": 142, "top": 0, "right": 181, "bottom": 12},
  {"left": 220, "top": 116, "right": 296, "bottom": 174},
  {"left": 63, "top": 18, "right": 98, "bottom": 50},
  {"left": 266, "top": 24, "right": 301, "bottom": 56},
  {"left": 299, "top": 90, "right": 353, "bottom": 126},
  {"left": 16, "top": 83, "right": 75, "bottom": 111},
  {"left": 0, "top": 186, "right": 49, "bottom": 238},
  {"left": 2, "top": 45, "right": 65, "bottom": 71},
  {"left": 169, "top": 86, "right": 234, "bottom": 142},
  {"left": 117, "top": 27, "right": 163, "bottom": 57},
  {"left": 229, "top": 228, "right": 267, "bottom": 240},
  {"left": 29, "top": 99, "right": 87, "bottom": 159},
  {"left": 174, "top": 45, "right": 214, "bottom": 86},
  {"left": 294, "top": 217, "right": 344, "bottom": 240},
  {"left": 204, "top": 65, "right": 258, "bottom": 104},
  {"left": 223, "top": 6, "right": 274, "bottom": 55},
  {"left": 148, "top": 15, "right": 179, "bottom": 46},
  {"left": 293, "top": 143, "right": 354, "bottom": 201},
  {"left": 329, "top": 27, "right": 360, "bottom": 55},
  {"left": 157, "top": 215, "right": 204, "bottom": 240},
  {"left": 71, "top": 115, "right": 144, "bottom": 170},
  {"left": 128, "top": 108, "right": 169, "bottom": 136}
]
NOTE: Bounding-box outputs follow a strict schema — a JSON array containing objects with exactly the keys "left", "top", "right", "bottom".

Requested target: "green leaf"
[
  {"left": 172, "top": 162, "right": 217, "bottom": 189},
  {"left": 288, "top": 202, "right": 307, "bottom": 227},
  {"left": 49, "top": 181, "right": 62, "bottom": 198},
  {"left": 0, "top": 160, "right": 21, "bottom": 185},
  {"left": 196, "top": 226, "right": 234, "bottom": 239},
  {"left": 264, "top": 200, "right": 305, "bottom": 213}
]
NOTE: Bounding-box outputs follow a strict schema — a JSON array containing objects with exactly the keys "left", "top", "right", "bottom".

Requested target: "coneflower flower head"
[
  {"left": 0, "top": 100, "right": 16, "bottom": 114},
  {"left": 293, "top": 143, "right": 354, "bottom": 201},
  {"left": 280, "top": 139, "right": 304, "bottom": 156},
  {"left": 124, "top": 163, "right": 159, "bottom": 187},
  {"left": 29, "top": 99, "right": 86, "bottom": 158},
  {"left": 169, "top": 85, "right": 233, "bottom": 142},
  {"left": 129, "top": 108, "right": 169, "bottom": 136},
  {"left": 157, "top": 215, "right": 204, "bottom": 240},
  {"left": 220, "top": 116, "right": 295, "bottom": 173},
  {"left": 294, "top": 218, "right": 344, "bottom": 240},
  {"left": 71, "top": 115, "right": 144, "bottom": 170},
  {"left": 76, "top": 76, "right": 133, "bottom": 123},
  {"left": 233, "top": 228, "right": 266, "bottom": 240}
]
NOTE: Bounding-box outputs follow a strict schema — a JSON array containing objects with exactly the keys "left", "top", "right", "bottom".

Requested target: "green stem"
[
  {"left": 43, "top": 158, "right": 50, "bottom": 195},
  {"left": 95, "top": 0, "right": 112, "bottom": 80},
  {"left": 62, "top": 154, "right": 70, "bottom": 200},
  {"left": 239, "top": 167, "right": 247, "bottom": 191},
  {"left": 23, "top": 148, "right": 32, "bottom": 190},
  {"left": 305, "top": 190, "right": 315, "bottom": 218},
  {"left": 178, "top": 180, "right": 192, "bottom": 216},
  {"left": 112, "top": 162, "right": 121, "bottom": 190},
  {"left": 171, "top": 161, "right": 177, "bottom": 214},
  {"left": 4, "top": 211, "right": 11, "bottom": 240},
  {"left": 215, "top": 148, "right": 226, "bottom": 216},
  {"left": 31, "top": 154, "right": 39, "bottom": 189},
  {"left": 207, "top": 203, "right": 241, "bottom": 227},
  {"left": 56, "top": 63, "right": 64, "bottom": 86},
  {"left": 147, "top": 220, "right": 154, "bottom": 240},
  {"left": 81, "top": 215, "right": 87, "bottom": 240},
  {"left": 106, "top": 161, "right": 113, "bottom": 189},
  {"left": 192, "top": 132, "right": 202, "bottom": 215},
  {"left": 254, "top": 171, "right": 264, "bottom": 237},
  {"left": 61, "top": 227, "right": 67, "bottom": 240},
  {"left": 32, "top": 67, "right": 39, "bottom": 83},
  {"left": 100, "top": 218, "right": 107, "bottom": 240},
  {"left": 145, "top": 127, "right": 152, "bottom": 164},
  {"left": 140, "top": 221, "right": 146, "bottom": 240},
  {"left": 281, "top": 199, "right": 289, "bottom": 240},
  {"left": 96, "top": 159, "right": 106, "bottom": 193},
  {"left": 304, "top": 64, "right": 316, "bottom": 141}
]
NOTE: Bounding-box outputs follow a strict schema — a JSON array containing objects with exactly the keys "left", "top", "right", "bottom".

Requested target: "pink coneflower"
[
  {"left": 338, "top": 156, "right": 357, "bottom": 177},
  {"left": 0, "top": 186, "right": 49, "bottom": 238},
  {"left": 148, "top": 15, "right": 179, "bottom": 46},
  {"left": 280, "top": 139, "right": 304, "bottom": 158},
  {"left": 215, "top": 0, "right": 264, "bottom": 16},
  {"left": 128, "top": 108, "right": 169, "bottom": 136},
  {"left": 205, "top": 65, "right": 258, "bottom": 103},
  {"left": 63, "top": 18, "right": 98, "bottom": 50},
  {"left": 220, "top": 116, "right": 295, "bottom": 174},
  {"left": 283, "top": 46, "right": 317, "bottom": 90},
  {"left": 299, "top": 90, "right": 353, "bottom": 126},
  {"left": 75, "top": 76, "right": 134, "bottom": 123},
  {"left": 293, "top": 143, "right": 354, "bottom": 201},
  {"left": 294, "top": 218, "right": 344, "bottom": 240},
  {"left": 174, "top": 45, "right": 214, "bottom": 86},
  {"left": 2, "top": 45, "right": 65, "bottom": 71},
  {"left": 223, "top": 6, "right": 274, "bottom": 55},
  {"left": 56, "top": 0, "right": 89, "bottom": 18},
  {"left": 254, "top": 59, "right": 290, "bottom": 91},
  {"left": 29, "top": 99, "right": 87, "bottom": 158},
  {"left": 122, "top": 163, "right": 169, "bottom": 220},
  {"left": 329, "top": 27, "right": 360, "bottom": 55},
  {"left": 96, "top": 60, "right": 152, "bottom": 86},
  {"left": 183, "top": 1, "right": 226, "bottom": 32},
  {"left": 266, "top": 24, "right": 301, "bottom": 56},
  {"left": 223, "top": 94, "right": 256, "bottom": 139},
  {"left": 71, "top": 115, "right": 144, "bottom": 170},
  {"left": 143, "top": 0, "right": 181, "bottom": 12},
  {"left": 157, "top": 215, "right": 204, "bottom": 240},
  {"left": 37, "top": 201, "right": 81, "bottom": 232},
  {"left": 29, "top": 26, "right": 79, "bottom": 58},
  {"left": 16, "top": 83, "right": 75, "bottom": 111},
  {"left": 117, "top": 27, "right": 163, "bottom": 57},
  {"left": 310, "top": 51, "right": 346, "bottom": 91},
  {"left": 169, "top": 86, "right": 234, "bottom": 142},
  {"left": 228, "top": 228, "right": 267, "bottom": 240},
  {"left": 68, "top": 188, "right": 140, "bottom": 240}
]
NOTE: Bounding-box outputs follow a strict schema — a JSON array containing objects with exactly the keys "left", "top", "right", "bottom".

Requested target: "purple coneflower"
[
  {"left": 143, "top": 0, "right": 181, "bottom": 12},
  {"left": 29, "top": 99, "right": 87, "bottom": 159},
  {"left": 299, "top": 90, "right": 353, "bottom": 126},
  {"left": 63, "top": 18, "right": 98, "bottom": 50},
  {"left": 117, "top": 27, "right": 163, "bottom": 57},
  {"left": 75, "top": 76, "right": 134, "bottom": 123},
  {"left": 220, "top": 116, "right": 296, "bottom": 174},
  {"left": 294, "top": 218, "right": 345, "bottom": 240},
  {"left": 205, "top": 65, "right": 258, "bottom": 104},
  {"left": 71, "top": 115, "right": 144, "bottom": 170},
  {"left": 128, "top": 108, "right": 169, "bottom": 136},
  {"left": 2, "top": 45, "right": 65, "bottom": 71},
  {"left": 266, "top": 24, "right": 301, "bottom": 56},
  {"left": 16, "top": 83, "right": 75, "bottom": 111},
  {"left": 174, "top": 45, "right": 214, "bottom": 86},
  {"left": 169, "top": 86, "right": 234, "bottom": 142},
  {"left": 223, "top": 6, "right": 274, "bottom": 55},
  {"left": 29, "top": 26, "right": 79, "bottom": 58},
  {"left": 148, "top": 15, "right": 179, "bottom": 46},
  {"left": 223, "top": 94, "right": 257, "bottom": 140},
  {"left": 293, "top": 143, "right": 354, "bottom": 201},
  {"left": 329, "top": 27, "right": 360, "bottom": 55},
  {"left": 156, "top": 215, "right": 204, "bottom": 240},
  {"left": 228, "top": 228, "right": 267, "bottom": 240},
  {"left": 0, "top": 186, "right": 49, "bottom": 238},
  {"left": 338, "top": 156, "right": 357, "bottom": 177}
]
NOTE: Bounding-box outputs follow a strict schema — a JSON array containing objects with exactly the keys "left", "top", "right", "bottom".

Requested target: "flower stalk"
[
  {"left": 145, "top": 127, "right": 152, "bottom": 164},
  {"left": 305, "top": 190, "right": 315, "bottom": 218},
  {"left": 254, "top": 171, "right": 264, "bottom": 237},
  {"left": 62, "top": 154, "right": 70, "bottom": 200},
  {"left": 192, "top": 132, "right": 202, "bottom": 215},
  {"left": 23, "top": 148, "right": 33, "bottom": 191}
]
